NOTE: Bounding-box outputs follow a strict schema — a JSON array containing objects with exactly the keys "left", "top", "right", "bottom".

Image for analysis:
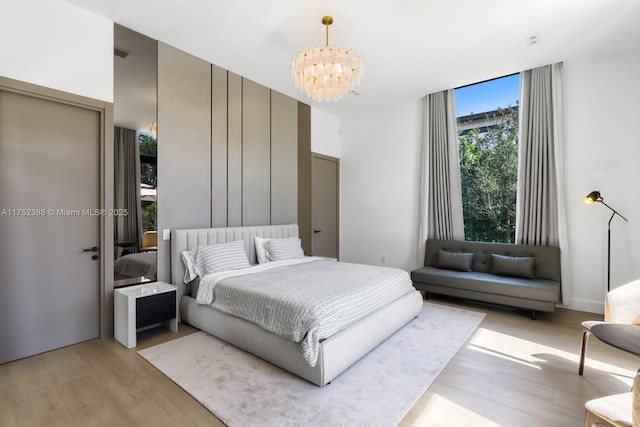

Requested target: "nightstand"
[{"left": 114, "top": 281, "right": 178, "bottom": 348}]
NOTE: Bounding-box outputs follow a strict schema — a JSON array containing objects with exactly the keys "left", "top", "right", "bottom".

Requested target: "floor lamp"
[{"left": 584, "top": 191, "right": 628, "bottom": 292}]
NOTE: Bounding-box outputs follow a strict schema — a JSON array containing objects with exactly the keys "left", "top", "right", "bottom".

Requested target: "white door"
[{"left": 0, "top": 88, "right": 101, "bottom": 364}]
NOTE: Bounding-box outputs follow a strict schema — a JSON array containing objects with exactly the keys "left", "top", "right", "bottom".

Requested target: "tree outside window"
[
  {"left": 457, "top": 107, "right": 519, "bottom": 243},
  {"left": 139, "top": 132, "right": 157, "bottom": 232}
]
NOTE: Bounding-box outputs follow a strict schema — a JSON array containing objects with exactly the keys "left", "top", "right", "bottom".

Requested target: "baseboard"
[{"left": 557, "top": 298, "right": 604, "bottom": 315}]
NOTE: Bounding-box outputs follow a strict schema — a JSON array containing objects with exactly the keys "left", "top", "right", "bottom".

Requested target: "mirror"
[{"left": 113, "top": 25, "right": 158, "bottom": 288}]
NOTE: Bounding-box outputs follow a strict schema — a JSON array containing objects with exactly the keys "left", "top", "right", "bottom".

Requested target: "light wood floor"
[{"left": 1, "top": 297, "right": 636, "bottom": 426}]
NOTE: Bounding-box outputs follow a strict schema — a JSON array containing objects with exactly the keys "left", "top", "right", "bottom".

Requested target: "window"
[
  {"left": 139, "top": 132, "right": 157, "bottom": 232},
  {"left": 454, "top": 74, "right": 520, "bottom": 243}
]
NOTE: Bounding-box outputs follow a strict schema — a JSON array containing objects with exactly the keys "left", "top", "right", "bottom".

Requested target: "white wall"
[
  {"left": 339, "top": 47, "right": 640, "bottom": 314},
  {"left": 562, "top": 47, "right": 640, "bottom": 312},
  {"left": 311, "top": 107, "right": 341, "bottom": 158},
  {"left": 340, "top": 100, "right": 423, "bottom": 271},
  {"left": 0, "top": 0, "right": 113, "bottom": 102}
]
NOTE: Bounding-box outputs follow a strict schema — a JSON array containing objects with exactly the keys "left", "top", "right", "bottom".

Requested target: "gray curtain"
[
  {"left": 114, "top": 127, "right": 142, "bottom": 256},
  {"left": 516, "top": 63, "right": 572, "bottom": 304},
  {"left": 419, "top": 90, "right": 465, "bottom": 256}
]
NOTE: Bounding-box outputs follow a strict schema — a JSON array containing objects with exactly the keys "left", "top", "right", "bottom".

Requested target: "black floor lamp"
[{"left": 584, "top": 191, "right": 628, "bottom": 292}]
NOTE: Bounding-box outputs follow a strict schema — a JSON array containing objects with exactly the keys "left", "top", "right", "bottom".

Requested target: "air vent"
[
  {"left": 114, "top": 46, "right": 131, "bottom": 59},
  {"left": 527, "top": 34, "right": 540, "bottom": 46}
]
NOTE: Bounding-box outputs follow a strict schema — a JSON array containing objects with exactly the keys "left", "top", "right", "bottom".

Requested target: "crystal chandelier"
[{"left": 291, "top": 16, "right": 364, "bottom": 102}]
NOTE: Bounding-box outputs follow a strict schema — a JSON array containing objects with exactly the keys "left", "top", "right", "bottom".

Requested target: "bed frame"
[{"left": 170, "top": 224, "right": 423, "bottom": 386}]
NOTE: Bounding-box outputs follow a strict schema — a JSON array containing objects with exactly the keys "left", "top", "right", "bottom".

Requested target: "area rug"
[{"left": 138, "top": 302, "right": 484, "bottom": 427}]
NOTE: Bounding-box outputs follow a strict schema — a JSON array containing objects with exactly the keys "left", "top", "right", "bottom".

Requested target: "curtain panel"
[
  {"left": 516, "top": 63, "right": 572, "bottom": 304},
  {"left": 419, "top": 90, "right": 465, "bottom": 257}
]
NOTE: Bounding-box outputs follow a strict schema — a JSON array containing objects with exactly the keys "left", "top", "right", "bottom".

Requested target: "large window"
[
  {"left": 454, "top": 75, "right": 520, "bottom": 243},
  {"left": 139, "top": 132, "right": 157, "bottom": 232}
]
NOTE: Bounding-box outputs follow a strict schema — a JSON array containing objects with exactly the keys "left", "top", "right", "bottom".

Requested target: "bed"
[
  {"left": 114, "top": 251, "right": 157, "bottom": 281},
  {"left": 171, "top": 224, "right": 423, "bottom": 386}
]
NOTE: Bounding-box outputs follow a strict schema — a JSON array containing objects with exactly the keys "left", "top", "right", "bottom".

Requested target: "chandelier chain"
[{"left": 322, "top": 16, "right": 333, "bottom": 47}]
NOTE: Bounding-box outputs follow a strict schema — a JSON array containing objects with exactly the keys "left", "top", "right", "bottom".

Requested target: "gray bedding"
[
  {"left": 114, "top": 252, "right": 157, "bottom": 280},
  {"left": 196, "top": 258, "right": 416, "bottom": 366}
]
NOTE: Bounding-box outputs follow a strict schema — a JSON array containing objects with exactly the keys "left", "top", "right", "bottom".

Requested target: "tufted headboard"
[{"left": 170, "top": 224, "right": 299, "bottom": 302}]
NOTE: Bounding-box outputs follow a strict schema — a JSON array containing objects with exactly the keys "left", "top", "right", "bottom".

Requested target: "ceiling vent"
[
  {"left": 114, "top": 46, "right": 131, "bottom": 59},
  {"left": 527, "top": 34, "right": 540, "bottom": 46}
]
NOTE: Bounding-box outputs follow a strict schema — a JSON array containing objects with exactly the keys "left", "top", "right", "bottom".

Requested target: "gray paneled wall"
[
  {"left": 297, "top": 103, "right": 312, "bottom": 256},
  {"left": 227, "top": 72, "right": 243, "bottom": 227},
  {"left": 157, "top": 43, "right": 212, "bottom": 282},
  {"left": 271, "top": 91, "right": 299, "bottom": 225},
  {"left": 156, "top": 42, "right": 304, "bottom": 282},
  {"left": 211, "top": 64, "right": 228, "bottom": 227},
  {"left": 242, "top": 79, "right": 271, "bottom": 226}
]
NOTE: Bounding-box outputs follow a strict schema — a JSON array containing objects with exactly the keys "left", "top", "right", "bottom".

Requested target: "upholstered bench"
[{"left": 411, "top": 239, "right": 561, "bottom": 319}]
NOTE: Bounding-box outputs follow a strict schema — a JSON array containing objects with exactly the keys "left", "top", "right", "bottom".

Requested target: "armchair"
[
  {"left": 584, "top": 368, "right": 640, "bottom": 426},
  {"left": 579, "top": 278, "right": 640, "bottom": 375}
]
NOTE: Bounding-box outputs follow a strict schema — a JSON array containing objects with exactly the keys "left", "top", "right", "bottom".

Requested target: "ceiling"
[{"left": 67, "top": 0, "right": 640, "bottom": 123}]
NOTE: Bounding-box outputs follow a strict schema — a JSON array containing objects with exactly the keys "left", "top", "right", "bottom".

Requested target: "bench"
[{"left": 411, "top": 239, "right": 561, "bottom": 319}]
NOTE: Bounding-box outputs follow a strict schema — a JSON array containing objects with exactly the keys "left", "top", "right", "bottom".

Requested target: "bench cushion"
[{"left": 411, "top": 266, "right": 560, "bottom": 303}]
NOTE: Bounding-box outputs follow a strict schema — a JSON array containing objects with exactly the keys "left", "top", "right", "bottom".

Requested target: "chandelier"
[
  {"left": 291, "top": 16, "right": 364, "bottom": 102},
  {"left": 148, "top": 121, "right": 157, "bottom": 138}
]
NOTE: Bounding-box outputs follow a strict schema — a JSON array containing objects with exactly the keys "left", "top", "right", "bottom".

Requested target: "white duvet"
[{"left": 196, "top": 257, "right": 416, "bottom": 367}]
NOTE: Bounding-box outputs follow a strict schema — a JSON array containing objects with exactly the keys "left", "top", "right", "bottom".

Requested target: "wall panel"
[
  {"left": 227, "top": 72, "right": 243, "bottom": 227},
  {"left": 271, "top": 90, "right": 298, "bottom": 225},
  {"left": 298, "top": 102, "right": 312, "bottom": 255},
  {"left": 242, "top": 79, "right": 271, "bottom": 226},
  {"left": 211, "top": 64, "right": 228, "bottom": 227}
]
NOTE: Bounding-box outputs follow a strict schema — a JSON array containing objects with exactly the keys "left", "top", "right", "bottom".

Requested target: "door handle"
[
  {"left": 314, "top": 230, "right": 321, "bottom": 234},
  {"left": 83, "top": 246, "right": 99, "bottom": 252}
]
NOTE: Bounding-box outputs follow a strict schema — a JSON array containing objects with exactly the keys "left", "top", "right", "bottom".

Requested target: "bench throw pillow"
[
  {"left": 491, "top": 254, "right": 535, "bottom": 279},
  {"left": 436, "top": 250, "right": 474, "bottom": 272}
]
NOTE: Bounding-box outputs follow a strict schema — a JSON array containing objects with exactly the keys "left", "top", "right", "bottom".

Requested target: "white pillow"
[
  {"left": 264, "top": 237, "right": 304, "bottom": 261},
  {"left": 189, "top": 240, "right": 250, "bottom": 277},
  {"left": 254, "top": 236, "right": 271, "bottom": 264}
]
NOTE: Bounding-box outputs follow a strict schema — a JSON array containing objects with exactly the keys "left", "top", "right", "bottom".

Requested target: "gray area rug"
[{"left": 138, "top": 302, "right": 484, "bottom": 427}]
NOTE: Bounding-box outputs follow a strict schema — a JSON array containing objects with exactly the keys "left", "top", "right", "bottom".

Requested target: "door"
[
  {"left": 311, "top": 153, "right": 339, "bottom": 258},
  {"left": 0, "top": 87, "right": 101, "bottom": 364}
]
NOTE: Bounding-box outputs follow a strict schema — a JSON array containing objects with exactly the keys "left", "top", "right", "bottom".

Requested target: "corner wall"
[
  {"left": 562, "top": 47, "right": 640, "bottom": 312},
  {"left": 311, "top": 108, "right": 341, "bottom": 158},
  {"left": 340, "top": 100, "right": 423, "bottom": 271}
]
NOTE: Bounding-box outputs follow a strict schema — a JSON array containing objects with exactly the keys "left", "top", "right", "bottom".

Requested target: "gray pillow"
[
  {"left": 436, "top": 250, "right": 474, "bottom": 272},
  {"left": 491, "top": 254, "right": 535, "bottom": 279}
]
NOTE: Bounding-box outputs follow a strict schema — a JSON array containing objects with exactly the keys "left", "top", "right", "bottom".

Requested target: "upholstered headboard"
[{"left": 170, "top": 224, "right": 299, "bottom": 302}]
